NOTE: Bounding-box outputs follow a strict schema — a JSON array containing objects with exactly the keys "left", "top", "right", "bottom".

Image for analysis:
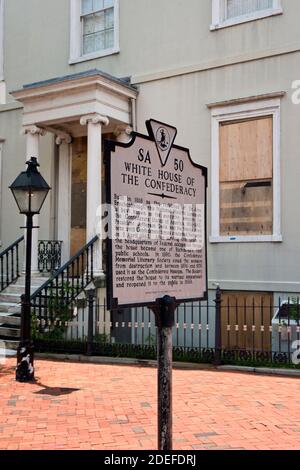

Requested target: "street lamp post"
[{"left": 9, "top": 157, "right": 51, "bottom": 382}]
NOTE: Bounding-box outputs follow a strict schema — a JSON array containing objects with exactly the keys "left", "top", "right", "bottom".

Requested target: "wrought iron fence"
[
  {"left": 38, "top": 240, "right": 63, "bottom": 274},
  {"left": 32, "top": 291, "right": 300, "bottom": 368}
]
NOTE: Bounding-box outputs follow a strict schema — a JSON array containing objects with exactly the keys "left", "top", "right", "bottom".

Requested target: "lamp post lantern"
[{"left": 9, "top": 157, "right": 51, "bottom": 382}]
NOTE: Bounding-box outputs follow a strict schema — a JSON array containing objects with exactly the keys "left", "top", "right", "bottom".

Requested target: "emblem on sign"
[
  {"left": 148, "top": 120, "right": 177, "bottom": 167},
  {"left": 105, "top": 119, "right": 207, "bottom": 309}
]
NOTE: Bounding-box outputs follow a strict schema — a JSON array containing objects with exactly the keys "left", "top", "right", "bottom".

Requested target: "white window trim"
[
  {"left": 69, "top": 0, "right": 120, "bottom": 65},
  {"left": 210, "top": 98, "right": 282, "bottom": 244},
  {"left": 211, "top": 0, "right": 283, "bottom": 30}
]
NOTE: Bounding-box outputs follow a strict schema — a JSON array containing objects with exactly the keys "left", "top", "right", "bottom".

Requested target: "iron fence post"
[
  {"left": 87, "top": 288, "right": 96, "bottom": 356},
  {"left": 213, "top": 286, "right": 222, "bottom": 366}
]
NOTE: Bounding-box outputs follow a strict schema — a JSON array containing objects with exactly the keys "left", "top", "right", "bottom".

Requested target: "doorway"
[{"left": 70, "top": 137, "right": 87, "bottom": 258}]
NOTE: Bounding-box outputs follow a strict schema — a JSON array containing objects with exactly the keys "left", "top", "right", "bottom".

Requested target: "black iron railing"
[
  {"left": 38, "top": 240, "right": 63, "bottom": 274},
  {"left": 33, "top": 291, "right": 300, "bottom": 368},
  {"left": 31, "top": 236, "right": 98, "bottom": 326},
  {"left": 0, "top": 236, "right": 24, "bottom": 292}
]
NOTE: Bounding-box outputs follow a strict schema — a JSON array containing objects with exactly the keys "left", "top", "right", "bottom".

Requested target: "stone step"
[
  {"left": 0, "top": 302, "right": 18, "bottom": 313},
  {"left": 0, "top": 347, "right": 17, "bottom": 358},
  {"left": 14, "top": 275, "right": 49, "bottom": 282},
  {"left": 0, "top": 325, "right": 20, "bottom": 338},
  {"left": 0, "top": 314, "right": 20, "bottom": 327},
  {"left": 4, "top": 285, "right": 42, "bottom": 294},
  {"left": 0, "top": 337, "right": 19, "bottom": 351},
  {"left": 0, "top": 293, "right": 21, "bottom": 303}
]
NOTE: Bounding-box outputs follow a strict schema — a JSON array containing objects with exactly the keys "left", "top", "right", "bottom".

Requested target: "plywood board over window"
[
  {"left": 221, "top": 291, "right": 273, "bottom": 352},
  {"left": 219, "top": 116, "right": 273, "bottom": 236}
]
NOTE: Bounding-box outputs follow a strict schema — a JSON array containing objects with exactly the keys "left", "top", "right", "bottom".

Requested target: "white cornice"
[{"left": 11, "top": 74, "right": 138, "bottom": 103}]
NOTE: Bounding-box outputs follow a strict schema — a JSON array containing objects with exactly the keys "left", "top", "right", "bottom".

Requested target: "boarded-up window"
[{"left": 219, "top": 116, "right": 273, "bottom": 236}]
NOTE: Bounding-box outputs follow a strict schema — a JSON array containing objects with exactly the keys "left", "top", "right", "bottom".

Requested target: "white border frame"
[
  {"left": 0, "top": 0, "right": 4, "bottom": 81},
  {"left": 210, "top": 98, "right": 282, "bottom": 244},
  {"left": 211, "top": 0, "right": 283, "bottom": 30},
  {"left": 69, "top": 0, "right": 120, "bottom": 64},
  {"left": 0, "top": 141, "right": 3, "bottom": 247}
]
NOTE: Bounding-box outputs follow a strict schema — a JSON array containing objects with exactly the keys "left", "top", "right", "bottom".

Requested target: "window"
[
  {"left": 211, "top": 0, "right": 282, "bottom": 29},
  {"left": 210, "top": 99, "right": 281, "bottom": 243},
  {"left": 70, "top": 0, "right": 119, "bottom": 64}
]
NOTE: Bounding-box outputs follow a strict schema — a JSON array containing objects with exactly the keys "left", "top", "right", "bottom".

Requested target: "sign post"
[
  {"left": 151, "top": 296, "right": 176, "bottom": 450},
  {"left": 105, "top": 119, "right": 208, "bottom": 451}
]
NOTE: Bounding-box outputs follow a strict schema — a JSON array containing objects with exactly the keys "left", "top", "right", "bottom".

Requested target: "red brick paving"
[{"left": 0, "top": 358, "right": 300, "bottom": 450}]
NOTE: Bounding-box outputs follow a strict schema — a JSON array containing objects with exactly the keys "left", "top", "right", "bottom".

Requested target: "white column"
[
  {"left": 114, "top": 125, "right": 133, "bottom": 143},
  {"left": 56, "top": 134, "right": 72, "bottom": 264},
  {"left": 80, "top": 114, "right": 109, "bottom": 278},
  {"left": 22, "top": 125, "right": 46, "bottom": 275}
]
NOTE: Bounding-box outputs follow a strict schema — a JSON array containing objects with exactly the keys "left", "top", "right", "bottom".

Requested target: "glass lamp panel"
[
  {"left": 29, "top": 189, "right": 49, "bottom": 214},
  {"left": 11, "top": 189, "right": 31, "bottom": 214},
  {"left": 10, "top": 188, "right": 49, "bottom": 214}
]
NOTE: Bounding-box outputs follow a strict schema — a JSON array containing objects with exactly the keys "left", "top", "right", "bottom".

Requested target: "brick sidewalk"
[{"left": 0, "top": 358, "right": 299, "bottom": 450}]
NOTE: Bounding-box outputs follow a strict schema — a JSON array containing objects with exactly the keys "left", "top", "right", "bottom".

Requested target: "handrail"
[
  {"left": 0, "top": 236, "right": 24, "bottom": 292},
  {"left": 0, "top": 236, "right": 24, "bottom": 257},
  {"left": 31, "top": 236, "right": 99, "bottom": 327},
  {"left": 31, "top": 235, "right": 98, "bottom": 300}
]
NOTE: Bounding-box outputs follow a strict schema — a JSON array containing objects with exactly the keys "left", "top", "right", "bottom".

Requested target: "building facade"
[{"left": 0, "top": 0, "right": 300, "bottom": 335}]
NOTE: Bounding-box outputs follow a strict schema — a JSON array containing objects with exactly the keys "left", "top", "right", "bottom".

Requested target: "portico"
[{"left": 11, "top": 69, "right": 138, "bottom": 278}]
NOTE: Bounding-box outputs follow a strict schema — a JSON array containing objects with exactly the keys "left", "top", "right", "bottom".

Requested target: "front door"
[{"left": 71, "top": 137, "right": 87, "bottom": 258}]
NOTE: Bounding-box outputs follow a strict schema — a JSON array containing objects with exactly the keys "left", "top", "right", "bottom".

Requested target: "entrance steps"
[{"left": 0, "top": 275, "right": 47, "bottom": 352}]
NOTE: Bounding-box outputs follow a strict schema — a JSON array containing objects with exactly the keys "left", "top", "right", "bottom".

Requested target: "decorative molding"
[
  {"left": 113, "top": 125, "right": 133, "bottom": 140},
  {"left": 207, "top": 91, "right": 286, "bottom": 109},
  {"left": 80, "top": 114, "right": 109, "bottom": 127},
  {"left": 22, "top": 125, "right": 47, "bottom": 137},
  {"left": 55, "top": 133, "right": 72, "bottom": 146},
  {"left": 131, "top": 44, "right": 299, "bottom": 86}
]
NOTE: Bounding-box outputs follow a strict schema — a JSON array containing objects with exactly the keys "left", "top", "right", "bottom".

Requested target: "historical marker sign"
[{"left": 105, "top": 119, "right": 207, "bottom": 309}]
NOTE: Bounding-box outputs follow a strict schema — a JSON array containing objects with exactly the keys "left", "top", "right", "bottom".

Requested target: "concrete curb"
[
  {"left": 35, "top": 353, "right": 300, "bottom": 376},
  {"left": 35, "top": 353, "right": 215, "bottom": 370},
  {"left": 219, "top": 365, "right": 300, "bottom": 377}
]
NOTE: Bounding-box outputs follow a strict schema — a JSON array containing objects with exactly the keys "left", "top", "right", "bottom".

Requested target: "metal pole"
[
  {"left": 213, "top": 285, "right": 222, "bottom": 366},
  {"left": 152, "top": 296, "right": 176, "bottom": 451},
  {"left": 87, "top": 289, "right": 95, "bottom": 356},
  {"left": 16, "top": 213, "right": 34, "bottom": 382}
]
